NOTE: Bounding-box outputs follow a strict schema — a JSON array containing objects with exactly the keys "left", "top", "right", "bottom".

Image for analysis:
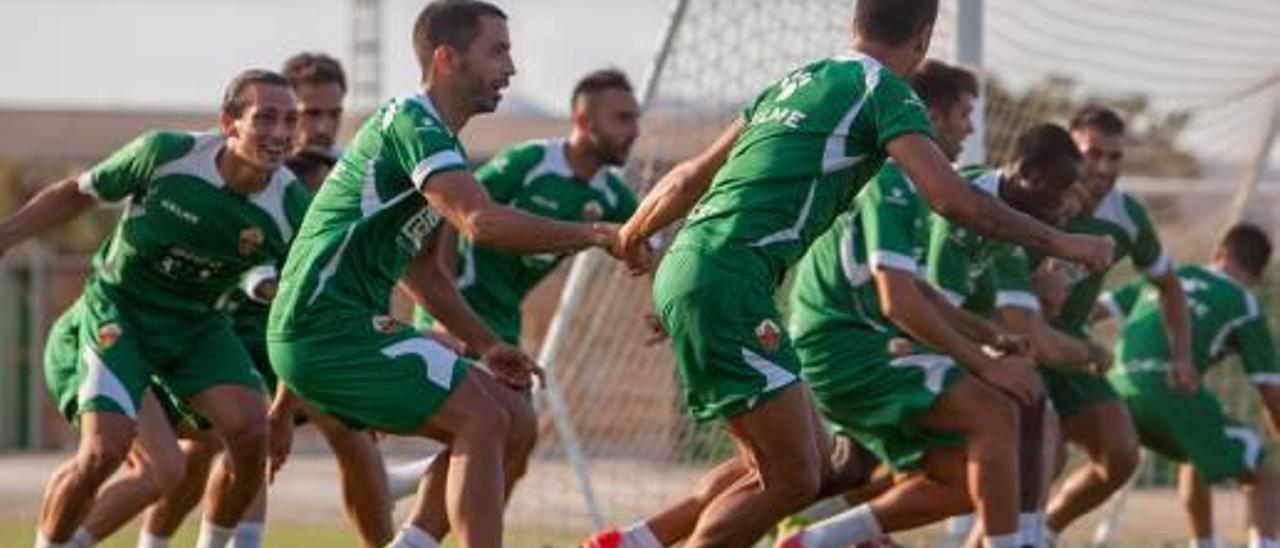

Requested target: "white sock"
[
  {"left": 68, "top": 528, "right": 96, "bottom": 548},
  {"left": 1044, "top": 528, "right": 1058, "bottom": 547},
  {"left": 386, "top": 456, "right": 436, "bottom": 501},
  {"left": 1249, "top": 532, "right": 1279, "bottom": 548},
  {"left": 230, "top": 522, "right": 264, "bottom": 548},
  {"left": 800, "top": 504, "right": 883, "bottom": 548},
  {"left": 985, "top": 533, "right": 1020, "bottom": 548},
  {"left": 620, "top": 522, "right": 664, "bottom": 548},
  {"left": 943, "top": 514, "right": 977, "bottom": 548},
  {"left": 35, "top": 533, "right": 68, "bottom": 548},
  {"left": 195, "top": 520, "right": 236, "bottom": 548},
  {"left": 137, "top": 531, "right": 171, "bottom": 548},
  {"left": 386, "top": 525, "right": 439, "bottom": 548},
  {"left": 1192, "top": 538, "right": 1220, "bottom": 548},
  {"left": 796, "top": 497, "right": 851, "bottom": 523},
  {"left": 1018, "top": 513, "right": 1044, "bottom": 546}
]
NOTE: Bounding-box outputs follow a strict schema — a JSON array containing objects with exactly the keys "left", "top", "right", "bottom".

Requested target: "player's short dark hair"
[
  {"left": 1012, "top": 123, "right": 1082, "bottom": 182},
  {"left": 286, "top": 148, "right": 338, "bottom": 183},
  {"left": 910, "top": 59, "right": 979, "bottom": 114},
  {"left": 413, "top": 0, "right": 508, "bottom": 72},
  {"left": 1069, "top": 105, "right": 1126, "bottom": 136},
  {"left": 1220, "top": 223, "right": 1273, "bottom": 278},
  {"left": 282, "top": 52, "right": 347, "bottom": 92},
  {"left": 853, "top": 0, "right": 939, "bottom": 47},
  {"left": 571, "top": 69, "right": 634, "bottom": 110},
  {"left": 221, "top": 69, "right": 291, "bottom": 118}
]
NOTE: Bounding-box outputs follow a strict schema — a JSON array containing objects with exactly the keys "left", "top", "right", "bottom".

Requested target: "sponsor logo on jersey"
[
  {"left": 755, "top": 318, "right": 781, "bottom": 353},
  {"left": 97, "top": 323, "right": 122, "bottom": 349},
  {"left": 530, "top": 195, "right": 560, "bottom": 211},
  {"left": 399, "top": 207, "right": 443, "bottom": 252},
  {"left": 371, "top": 315, "right": 397, "bottom": 334},
  {"left": 582, "top": 200, "right": 604, "bottom": 221},
  {"left": 238, "top": 228, "right": 265, "bottom": 256},
  {"left": 159, "top": 199, "right": 201, "bottom": 225}
]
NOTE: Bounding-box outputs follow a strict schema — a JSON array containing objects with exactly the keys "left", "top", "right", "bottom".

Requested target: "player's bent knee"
[
  {"left": 147, "top": 451, "right": 188, "bottom": 492},
  {"left": 1100, "top": 443, "right": 1139, "bottom": 483},
  {"left": 77, "top": 442, "right": 130, "bottom": 482},
  {"left": 762, "top": 462, "right": 823, "bottom": 504}
]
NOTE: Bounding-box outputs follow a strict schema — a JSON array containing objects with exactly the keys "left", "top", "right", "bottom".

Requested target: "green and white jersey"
[
  {"left": 77, "top": 130, "right": 309, "bottom": 317},
  {"left": 426, "top": 138, "right": 637, "bottom": 342},
  {"left": 923, "top": 167, "right": 1039, "bottom": 317},
  {"left": 1105, "top": 264, "right": 1278, "bottom": 381},
  {"left": 789, "top": 162, "right": 928, "bottom": 338},
  {"left": 674, "top": 54, "right": 935, "bottom": 281},
  {"left": 1045, "top": 189, "right": 1170, "bottom": 335},
  {"left": 270, "top": 93, "right": 468, "bottom": 335}
]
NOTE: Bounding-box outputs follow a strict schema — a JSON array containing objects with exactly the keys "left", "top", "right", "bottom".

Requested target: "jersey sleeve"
[
  {"left": 1125, "top": 194, "right": 1171, "bottom": 278},
  {"left": 1233, "top": 311, "right": 1280, "bottom": 384},
  {"left": 389, "top": 103, "right": 469, "bottom": 192},
  {"left": 474, "top": 142, "right": 544, "bottom": 204},
  {"left": 859, "top": 167, "right": 921, "bottom": 276},
  {"left": 1098, "top": 275, "right": 1148, "bottom": 322},
  {"left": 869, "top": 72, "right": 937, "bottom": 148},
  {"left": 924, "top": 214, "right": 974, "bottom": 307},
  {"left": 992, "top": 246, "right": 1040, "bottom": 312},
  {"left": 78, "top": 131, "right": 191, "bottom": 202}
]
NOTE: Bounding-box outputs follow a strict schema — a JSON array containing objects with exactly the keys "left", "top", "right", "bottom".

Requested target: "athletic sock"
[
  {"left": 800, "top": 504, "right": 883, "bottom": 547},
  {"left": 136, "top": 531, "right": 172, "bottom": 548},
  {"left": 195, "top": 520, "right": 235, "bottom": 548},
  {"left": 386, "top": 456, "right": 436, "bottom": 501},
  {"left": 985, "top": 533, "right": 1020, "bottom": 548},
  {"left": 387, "top": 525, "right": 439, "bottom": 548},
  {"left": 230, "top": 522, "right": 264, "bottom": 548},
  {"left": 1191, "top": 538, "right": 1219, "bottom": 548},
  {"left": 1018, "top": 513, "right": 1044, "bottom": 546},
  {"left": 1249, "top": 532, "right": 1278, "bottom": 548},
  {"left": 35, "top": 533, "right": 68, "bottom": 548},
  {"left": 68, "top": 528, "right": 96, "bottom": 548},
  {"left": 620, "top": 522, "right": 664, "bottom": 548}
]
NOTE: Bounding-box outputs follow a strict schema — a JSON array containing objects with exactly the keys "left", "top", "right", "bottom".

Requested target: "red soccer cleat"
[
  {"left": 774, "top": 531, "right": 804, "bottom": 548},
  {"left": 581, "top": 527, "right": 622, "bottom": 548}
]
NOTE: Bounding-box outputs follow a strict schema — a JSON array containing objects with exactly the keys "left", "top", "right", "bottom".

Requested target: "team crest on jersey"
[
  {"left": 582, "top": 200, "right": 604, "bottom": 221},
  {"left": 97, "top": 323, "right": 122, "bottom": 349},
  {"left": 371, "top": 315, "right": 397, "bottom": 334},
  {"left": 238, "top": 228, "right": 265, "bottom": 257},
  {"left": 754, "top": 319, "right": 782, "bottom": 353}
]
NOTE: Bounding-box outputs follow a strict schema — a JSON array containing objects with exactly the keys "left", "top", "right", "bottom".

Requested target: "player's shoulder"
[
  {"left": 129, "top": 129, "right": 202, "bottom": 158},
  {"left": 383, "top": 93, "right": 457, "bottom": 141},
  {"left": 495, "top": 138, "right": 553, "bottom": 166}
]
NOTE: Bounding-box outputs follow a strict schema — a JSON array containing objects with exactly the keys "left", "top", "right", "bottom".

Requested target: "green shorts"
[
  {"left": 1041, "top": 366, "right": 1119, "bottom": 418},
  {"left": 796, "top": 326, "right": 964, "bottom": 471},
  {"left": 653, "top": 247, "right": 800, "bottom": 422},
  {"left": 44, "top": 292, "right": 265, "bottom": 424},
  {"left": 1111, "top": 370, "right": 1262, "bottom": 483},
  {"left": 269, "top": 314, "right": 469, "bottom": 434}
]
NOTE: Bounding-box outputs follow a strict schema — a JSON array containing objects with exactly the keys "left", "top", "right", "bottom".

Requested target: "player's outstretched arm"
[
  {"left": 997, "top": 307, "right": 1111, "bottom": 374},
  {"left": 616, "top": 120, "right": 743, "bottom": 268},
  {"left": 0, "top": 177, "right": 96, "bottom": 258},
  {"left": 402, "top": 226, "right": 497, "bottom": 358},
  {"left": 913, "top": 279, "right": 1022, "bottom": 352},
  {"left": 422, "top": 170, "right": 617, "bottom": 257},
  {"left": 1151, "top": 270, "right": 1195, "bottom": 391},
  {"left": 888, "top": 134, "right": 1113, "bottom": 271},
  {"left": 877, "top": 268, "right": 1040, "bottom": 404},
  {"left": 267, "top": 383, "right": 301, "bottom": 482}
]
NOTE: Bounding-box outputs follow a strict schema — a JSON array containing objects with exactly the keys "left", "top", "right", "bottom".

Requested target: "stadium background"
[{"left": 2, "top": 0, "right": 1280, "bottom": 545}]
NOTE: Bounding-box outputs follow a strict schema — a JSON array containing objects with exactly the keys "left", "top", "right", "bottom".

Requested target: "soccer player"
[
  {"left": 778, "top": 123, "right": 1103, "bottom": 548},
  {"left": 608, "top": 0, "right": 1112, "bottom": 544},
  {"left": 264, "top": 2, "right": 631, "bottom": 547},
  {"left": 1096, "top": 223, "right": 1280, "bottom": 548},
  {"left": 1042, "top": 106, "right": 1193, "bottom": 540},
  {"left": 0, "top": 69, "right": 306, "bottom": 548}
]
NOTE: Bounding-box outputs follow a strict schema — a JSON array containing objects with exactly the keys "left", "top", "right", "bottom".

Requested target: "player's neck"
[
  {"left": 217, "top": 147, "right": 273, "bottom": 196},
  {"left": 851, "top": 41, "right": 916, "bottom": 76},
  {"left": 425, "top": 86, "right": 474, "bottom": 135},
  {"left": 1217, "top": 261, "right": 1257, "bottom": 287},
  {"left": 564, "top": 134, "right": 604, "bottom": 182}
]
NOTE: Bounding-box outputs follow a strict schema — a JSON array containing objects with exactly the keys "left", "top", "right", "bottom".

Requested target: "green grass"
[{"left": 0, "top": 518, "right": 361, "bottom": 548}]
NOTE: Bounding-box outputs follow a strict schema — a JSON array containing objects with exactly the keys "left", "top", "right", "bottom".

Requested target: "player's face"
[
  {"left": 929, "top": 92, "right": 975, "bottom": 161},
  {"left": 454, "top": 15, "right": 515, "bottom": 114},
  {"left": 1012, "top": 157, "right": 1081, "bottom": 226},
  {"left": 293, "top": 82, "right": 345, "bottom": 154},
  {"left": 1072, "top": 127, "right": 1124, "bottom": 202},
  {"left": 225, "top": 83, "right": 297, "bottom": 171},
  {"left": 586, "top": 89, "right": 641, "bottom": 166}
]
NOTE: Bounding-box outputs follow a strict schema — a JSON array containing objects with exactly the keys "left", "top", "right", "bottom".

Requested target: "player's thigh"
[
  {"left": 1060, "top": 398, "right": 1138, "bottom": 461},
  {"left": 309, "top": 407, "right": 386, "bottom": 477},
  {"left": 724, "top": 383, "right": 823, "bottom": 493},
  {"left": 1042, "top": 367, "right": 1121, "bottom": 420},
  {"left": 130, "top": 391, "right": 186, "bottom": 485},
  {"left": 273, "top": 326, "right": 469, "bottom": 435},
  {"left": 653, "top": 249, "right": 802, "bottom": 423}
]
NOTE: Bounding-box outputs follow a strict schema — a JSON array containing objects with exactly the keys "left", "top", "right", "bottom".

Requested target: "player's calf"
[{"left": 38, "top": 412, "right": 136, "bottom": 543}]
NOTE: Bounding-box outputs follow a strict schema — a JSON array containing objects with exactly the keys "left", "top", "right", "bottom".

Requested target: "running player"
[
  {"left": 1097, "top": 223, "right": 1279, "bottom": 548},
  {"left": 264, "top": 2, "right": 631, "bottom": 547},
  {"left": 1042, "top": 106, "right": 1193, "bottom": 540},
  {"left": 0, "top": 69, "right": 306, "bottom": 548},
  {"left": 608, "top": 0, "right": 1112, "bottom": 544}
]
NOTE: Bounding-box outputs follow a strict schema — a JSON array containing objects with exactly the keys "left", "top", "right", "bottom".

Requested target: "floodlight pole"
[{"left": 955, "top": 0, "right": 986, "bottom": 166}]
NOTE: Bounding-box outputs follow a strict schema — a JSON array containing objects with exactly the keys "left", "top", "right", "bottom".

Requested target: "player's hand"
[
  {"left": 1167, "top": 357, "right": 1197, "bottom": 394},
  {"left": 990, "top": 330, "right": 1031, "bottom": 357},
  {"left": 973, "top": 353, "right": 1042, "bottom": 406},
  {"left": 643, "top": 311, "right": 668, "bottom": 346},
  {"left": 1054, "top": 233, "right": 1113, "bottom": 272},
  {"left": 266, "top": 407, "right": 295, "bottom": 483},
  {"left": 1083, "top": 341, "right": 1112, "bottom": 375},
  {"left": 615, "top": 224, "right": 655, "bottom": 276},
  {"left": 1031, "top": 265, "right": 1072, "bottom": 317},
  {"left": 481, "top": 342, "right": 544, "bottom": 390}
]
